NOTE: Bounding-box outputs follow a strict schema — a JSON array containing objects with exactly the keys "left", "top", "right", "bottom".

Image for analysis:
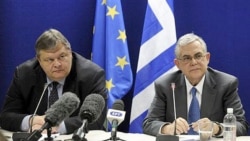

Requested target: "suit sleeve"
[
  {"left": 0, "top": 67, "right": 30, "bottom": 131},
  {"left": 143, "top": 81, "right": 171, "bottom": 136},
  {"left": 223, "top": 78, "right": 249, "bottom": 136}
]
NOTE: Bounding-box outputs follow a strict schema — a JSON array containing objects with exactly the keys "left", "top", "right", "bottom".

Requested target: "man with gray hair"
[{"left": 143, "top": 33, "right": 248, "bottom": 137}]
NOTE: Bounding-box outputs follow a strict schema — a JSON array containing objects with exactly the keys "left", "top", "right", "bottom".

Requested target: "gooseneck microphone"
[
  {"left": 25, "top": 92, "right": 80, "bottom": 141},
  {"left": 104, "top": 100, "right": 126, "bottom": 141},
  {"left": 156, "top": 83, "right": 179, "bottom": 141},
  {"left": 12, "top": 83, "right": 50, "bottom": 141},
  {"left": 30, "top": 83, "right": 49, "bottom": 132},
  {"left": 171, "top": 83, "right": 177, "bottom": 136},
  {"left": 72, "top": 94, "right": 105, "bottom": 141}
]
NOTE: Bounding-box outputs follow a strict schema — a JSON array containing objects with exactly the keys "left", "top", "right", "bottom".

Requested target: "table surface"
[{"left": 1, "top": 129, "right": 250, "bottom": 141}]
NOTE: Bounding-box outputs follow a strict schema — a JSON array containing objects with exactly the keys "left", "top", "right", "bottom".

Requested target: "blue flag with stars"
[{"left": 92, "top": 0, "right": 133, "bottom": 109}]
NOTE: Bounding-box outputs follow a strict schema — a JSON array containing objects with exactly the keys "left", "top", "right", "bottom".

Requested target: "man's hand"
[
  {"left": 161, "top": 117, "right": 189, "bottom": 135},
  {"left": 191, "top": 118, "right": 220, "bottom": 135},
  {"left": 29, "top": 115, "right": 59, "bottom": 134}
]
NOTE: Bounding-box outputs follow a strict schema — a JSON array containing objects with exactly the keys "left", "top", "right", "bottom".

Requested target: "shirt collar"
[
  {"left": 46, "top": 78, "right": 65, "bottom": 86},
  {"left": 185, "top": 75, "right": 205, "bottom": 95}
]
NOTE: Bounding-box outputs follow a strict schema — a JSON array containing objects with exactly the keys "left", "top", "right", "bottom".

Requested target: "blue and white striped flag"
[
  {"left": 92, "top": 0, "right": 133, "bottom": 109},
  {"left": 129, "top": 0, "right": 177, "bottom": 133}
]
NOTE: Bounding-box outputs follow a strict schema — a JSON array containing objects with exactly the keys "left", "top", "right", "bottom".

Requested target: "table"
[{"left": 1, "top": 129, "right": 250, "bottom": 141}]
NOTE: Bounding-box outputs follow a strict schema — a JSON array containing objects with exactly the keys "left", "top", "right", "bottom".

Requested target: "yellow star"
[
  {"left": 106, "top": 5, "right": 119, "bottom": 19},
  {"left": 115, "top": 56, "right": 129, "bottom": 70},
  {"left": 102, "top": 0, "right": 106, "bottom": 5},
  {"left": 117, "top": 30, "right": 127, "bottom": 43},
  {"left": 106, "top": 79, "right": 115, "bottom": 92}
]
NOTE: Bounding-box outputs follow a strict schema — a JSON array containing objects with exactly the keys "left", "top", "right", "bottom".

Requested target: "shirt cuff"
[
  {"left": 22, "top": 115, "right": 67, "bottom": 134},
  {"left": 213, "top": 122, "right": 223, "bottom": 137},
  {"left": 57, "top": 121, "right": 67, "bottom": 134},
  {"left": 21, "top": 115, "right": 32, "bottom": 132},
  {"left": 159, "top": 122, "right": 171, "bottom": 134}
]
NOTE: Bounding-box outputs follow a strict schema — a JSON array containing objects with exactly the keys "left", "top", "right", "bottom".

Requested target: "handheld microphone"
[
  {"left": 26, "top": 92, "right": 80, "bottom": 141},
  {"left": 156, "top": 83, "right": 179, "bottom": 141},
  {"left": 72, "top": 94, "right": 105, "bottom": 141},
  {"left": 104, "top": 100, "right": 126, "bottom": 141}
]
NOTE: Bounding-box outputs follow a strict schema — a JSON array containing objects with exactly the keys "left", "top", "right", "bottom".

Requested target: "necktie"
[
  {"left": 188, "top": 87, "right": 200, "bottom": 135},
  {"left": 49, "top": 81, "right": 59, "bottom": 107}
]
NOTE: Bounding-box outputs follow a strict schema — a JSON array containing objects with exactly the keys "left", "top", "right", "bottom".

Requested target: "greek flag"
[
  {"left": 92, "top": 0, "right": 133, "bottom": 109},
  {"left": 129, "top": 0, "right": 177, "bottom": 133}
]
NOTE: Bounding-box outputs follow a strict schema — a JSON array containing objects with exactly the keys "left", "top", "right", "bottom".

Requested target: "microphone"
[
  {"left": 156, "top": 83, "right": 179, "bottom": 141},
  {"left": 171, "top": 83, "right": 177, "bottom": 136},
  {"left": 12, "top": 83, "right": 49, "bottom": 141},
  {"left": 26, "top": 92, "right": 80, "bottom": 141},
  {"left": 72, "top": 94, "right": 105, "bottom": 141},
  {"left": 104, "top": 100, "right": 126, "bottom": 141},
  {"left": 30, "top": 83, "right": 49, "bottom": 132}
]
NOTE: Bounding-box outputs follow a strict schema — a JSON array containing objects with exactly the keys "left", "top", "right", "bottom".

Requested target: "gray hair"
[
  {"left": 175, "top": 33, "right": 207, "bottom": 58},
  {"left": 35, "top": 28, "right": 71, "bottom": 57}
]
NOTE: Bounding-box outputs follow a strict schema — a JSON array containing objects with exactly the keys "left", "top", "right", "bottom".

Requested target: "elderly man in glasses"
[{"left": 143, "top": 33, "right": 248, "bottom": 137}]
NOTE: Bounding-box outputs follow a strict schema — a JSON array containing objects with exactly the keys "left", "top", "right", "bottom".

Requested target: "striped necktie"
[{"left": 188, "top": 87, "right": 200, "bottom": 135}]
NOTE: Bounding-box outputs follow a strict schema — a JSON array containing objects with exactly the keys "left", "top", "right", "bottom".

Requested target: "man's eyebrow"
[
  {"left": 194, "top": 52, "right": 203, "bottom": 55},
  {"left": 181, "top": 55, "right": 191, "bottom": 57},
  {"left": 182, "top": 52, "right": 203, "bottom": 57}
]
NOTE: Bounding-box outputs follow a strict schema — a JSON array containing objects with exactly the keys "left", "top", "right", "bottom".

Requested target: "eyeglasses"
[{"left": 177, "top": 53, "right": 206, "bottom": 64}]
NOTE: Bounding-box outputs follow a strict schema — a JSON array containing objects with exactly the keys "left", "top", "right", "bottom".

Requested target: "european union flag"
[{"left": 92, "top": 0, "right": 133, "bottom": 109}]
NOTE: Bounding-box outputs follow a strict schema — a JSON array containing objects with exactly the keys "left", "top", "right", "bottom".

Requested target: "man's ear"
[
  {"left": 174, "top": 59, "right": 180, "bottom": 69},
  {"left": 36, "top": 55, "right": 41, "bottom": 63},
  {"left": 206, "top": 52, "right": 211, "bottom": 63}
]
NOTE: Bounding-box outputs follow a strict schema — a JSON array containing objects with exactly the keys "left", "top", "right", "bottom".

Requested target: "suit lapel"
[
  {"left": 200, "top": 71, "right": 217, "bottom": 118},
  {"left": 63, "top": 56, "right": 76, "bottom": 93},
  {"left": 173, "top": 69, "right": 217, "bottom": 120},
  {"left": 175, "top": 74, "right": 188, "bottom": 120},
  {"left": 33, "top": 67, "right": 48, "bottom": 114}
]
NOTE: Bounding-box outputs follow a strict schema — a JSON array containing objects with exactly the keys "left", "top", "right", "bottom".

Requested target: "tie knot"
[
  {"left": 51, "top": 81, "right": 58, "bottom": 89},
  {"left": 191, "top": 87, "right": 197, "bottom": 97}
]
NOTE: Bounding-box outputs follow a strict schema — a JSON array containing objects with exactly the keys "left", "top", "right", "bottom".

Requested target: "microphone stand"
[
  {"left": 25, "top": 130, "right": 43, "bottom": 141},
  {"left": 44, "top": 127, "right": 53, "bottom": 141},
  {"left": 72, "top": 120, "right": 88, "bottom": 141},
  {"left": 103, "top": 122, "right": 125, "bottom": 141},
  {"left": 26, "top": 122, "right": 51, "bottom": 141},
  {"left": 156, "top": 83, "right": 179, "bottom": 141}
]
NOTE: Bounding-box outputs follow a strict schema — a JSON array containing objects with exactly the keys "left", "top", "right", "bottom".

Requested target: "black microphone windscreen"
[
  {"left": 45, "top": 92, "right": 80, "bottom": 126},
  {"left": 79, "top": 94, "right": 105, "bottom": 123},
  {"left": 112, "top": 99, "right": 124, "bottom": 111}
]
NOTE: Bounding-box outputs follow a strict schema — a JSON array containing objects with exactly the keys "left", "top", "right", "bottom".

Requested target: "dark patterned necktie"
[
  {"left": 49, "top": 81, "right": 59, "bottom": 107},
  {"left": 188, "top": 87, "right": 200, "bottom": 135}
]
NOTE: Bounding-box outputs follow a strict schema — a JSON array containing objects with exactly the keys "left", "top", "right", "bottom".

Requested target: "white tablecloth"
[{"left": 1, "top": 129, "right": 250, "bottom": 141}]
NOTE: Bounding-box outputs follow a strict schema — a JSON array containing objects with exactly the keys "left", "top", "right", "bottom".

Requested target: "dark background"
[{"left": 1, "top": 0, "right": 250, "bottom": 134}]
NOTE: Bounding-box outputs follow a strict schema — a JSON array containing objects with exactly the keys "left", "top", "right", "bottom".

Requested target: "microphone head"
[
  {"left": 107, "top": 99, "right": 126, "bottom": 125},
  {"left": 79, "top": 94, "right": 105, "bottom": 123},
  {"left": 45, "top": 92, "right": 80, "bottom": 126},
  {"left": 112, "top": 99, "right": 124, "bottom": 111}
]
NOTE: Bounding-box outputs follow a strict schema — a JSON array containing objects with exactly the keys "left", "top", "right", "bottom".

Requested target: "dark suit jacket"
[
  {"left": 143, "top": 67, "right": 248, "bottom": 136},
  {"left": 0, "top": 52, "right": 108, "bottom": 134}
]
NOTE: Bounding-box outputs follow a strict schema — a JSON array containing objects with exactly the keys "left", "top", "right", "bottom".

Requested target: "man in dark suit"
[
  {"left": 143, "top": 33, "right": 248, "bottom": 136},
  {"left": 0, "top": 29, "right": 107, "bottom": 134}
]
